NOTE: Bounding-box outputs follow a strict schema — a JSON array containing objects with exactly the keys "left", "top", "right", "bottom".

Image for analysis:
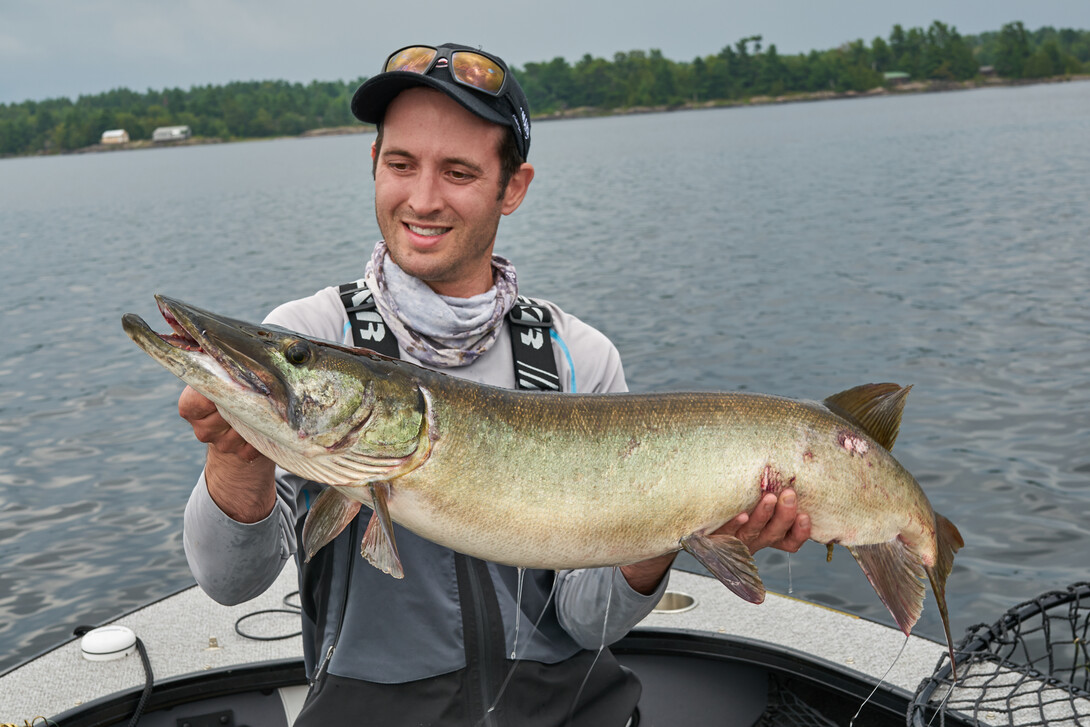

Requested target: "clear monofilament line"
[
  {"left": 511, "top": 567, "right": 524, "bottom": 659},
  {"left": 477, "top": 569, "right": 561, "bottom": 726},
  {"left": 850, "top": 634, "right": 909, "bottom": 726},
  {"left": 565, "top": 567, "right": 616, "bottom": 727}
]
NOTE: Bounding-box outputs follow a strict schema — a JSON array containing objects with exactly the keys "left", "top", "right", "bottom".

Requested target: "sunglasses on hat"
[{"left": 383, "top": 45, "right": 508, "bottom": 97}]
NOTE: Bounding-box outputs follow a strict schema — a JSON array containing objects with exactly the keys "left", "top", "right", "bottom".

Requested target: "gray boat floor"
[
  {"left": 5, "top": 566, "right": 1084, "bottom": 724},
  {"left": 1, "top": 566, "right": 944, "bottom": 721}
]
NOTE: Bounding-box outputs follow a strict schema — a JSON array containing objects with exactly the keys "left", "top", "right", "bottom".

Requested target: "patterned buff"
[{"left": 364, "top": 240, "right": 519, "bottom": 367}]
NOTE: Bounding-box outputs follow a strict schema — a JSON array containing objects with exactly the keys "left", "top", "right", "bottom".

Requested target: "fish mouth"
[{"left": 122, "top": 295, "right": 278, "bottom": 398}]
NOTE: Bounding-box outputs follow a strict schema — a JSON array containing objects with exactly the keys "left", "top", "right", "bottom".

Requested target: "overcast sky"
[{"left": 3, "top": 0, "right": 1089, "bottom": 105}]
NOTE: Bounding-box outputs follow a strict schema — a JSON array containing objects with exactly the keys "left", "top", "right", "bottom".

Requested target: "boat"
[{"left": 2, "top": 563, "right": 1086, "bottom": 726}]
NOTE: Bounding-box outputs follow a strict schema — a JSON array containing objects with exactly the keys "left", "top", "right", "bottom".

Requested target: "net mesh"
[
  {"left": 909, "top": 582, "right": 1090, "bottom": 726},
  {"left": 757, "top": 675, "right": 840, "bottom": 727}
]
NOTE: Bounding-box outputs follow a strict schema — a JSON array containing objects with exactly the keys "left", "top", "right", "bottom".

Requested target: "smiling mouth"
[{"left": 406, "top": 223, "right": 451, "bottom": 237}]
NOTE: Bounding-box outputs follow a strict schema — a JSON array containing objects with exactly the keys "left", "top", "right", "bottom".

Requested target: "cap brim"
[{"left": 351, "top": 72, "right": 509, "bottom": 128}]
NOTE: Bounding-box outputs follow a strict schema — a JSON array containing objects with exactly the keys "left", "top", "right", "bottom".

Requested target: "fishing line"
[
  {"left": 476, "top": 570, "right": 562, "bottom": 726},
  {"left": 849, "top": 633, "right": 909, "bottom": 727},
  {"left": 512, "top": 567, "right": 524, "bottom": 658},
  {"left": 564, "top": 567, "right": 617, "bottom": 727},
  {"left": 924, "top": 682, "right": 956, "bottom": 727}
]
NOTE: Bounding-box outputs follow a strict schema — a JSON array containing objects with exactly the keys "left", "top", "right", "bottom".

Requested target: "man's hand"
[
  {"left": 179, "top": 386, "right": 264, "bottom": 462},
  {"left": 621, "top": 489, "right": 811, "bottom": 595},
  {"left": 179, "top": 386, "right": 276, "bottom": 523},
  {"left": 713, "top": 489, "right": 810, "bottom": 555}
]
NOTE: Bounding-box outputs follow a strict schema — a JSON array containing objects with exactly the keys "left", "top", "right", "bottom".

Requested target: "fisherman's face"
[{"left": 372, "top": 87, "right": 533, "bottom": 298}]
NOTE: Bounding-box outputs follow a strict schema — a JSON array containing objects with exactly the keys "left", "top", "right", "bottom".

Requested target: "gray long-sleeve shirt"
[{"left": 182, "top": 284, "right": 668, "bottom": 683}]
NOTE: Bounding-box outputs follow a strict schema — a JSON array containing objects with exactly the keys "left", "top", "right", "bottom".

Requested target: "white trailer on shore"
[{"left": 151, "top": 125, "right": 191, "bottom": 142}]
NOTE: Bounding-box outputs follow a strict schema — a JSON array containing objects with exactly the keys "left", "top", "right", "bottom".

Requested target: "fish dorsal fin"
[{"left": 823, "top": 383, "right": 912, "bottom": 451}]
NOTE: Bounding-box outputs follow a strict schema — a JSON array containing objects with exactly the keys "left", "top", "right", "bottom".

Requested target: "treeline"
[
  {"left": 0, "top": 79, "right": 363, "bottom": 156},
  {"left": 2, "top": 21, "right": 1087, "bottom": 157},
  {"left": 519, "top": 22, "right": 1089, "bottom": 112}
]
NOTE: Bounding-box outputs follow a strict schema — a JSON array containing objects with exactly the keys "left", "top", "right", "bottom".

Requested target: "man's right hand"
[
  {"left": 179, "top": 386, "right": 276, "bottom": 523},
  {"left": 179, "top": 386, "right": 265, "bottom": 461}
]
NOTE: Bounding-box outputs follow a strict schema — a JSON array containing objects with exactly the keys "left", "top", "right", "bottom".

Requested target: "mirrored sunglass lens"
[
  {"left": 451, "top": 52, "right": 504, "bottom": 94},
  {"left": 385, "top": 47, "right": 437, "bottom": 73}
]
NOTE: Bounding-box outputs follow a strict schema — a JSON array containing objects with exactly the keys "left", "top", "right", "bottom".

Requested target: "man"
[{"left": 180, "top": 43, "right": 810, "bottom": 726}]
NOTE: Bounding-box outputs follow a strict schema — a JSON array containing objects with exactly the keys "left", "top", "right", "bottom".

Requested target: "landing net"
[{"left": 909, "top": 581, "right": 1090, "bottom": 726}]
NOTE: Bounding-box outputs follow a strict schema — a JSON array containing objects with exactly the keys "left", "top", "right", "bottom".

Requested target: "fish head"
[{"left": 122, "top": 295, "right": 425, "bottom": 464}]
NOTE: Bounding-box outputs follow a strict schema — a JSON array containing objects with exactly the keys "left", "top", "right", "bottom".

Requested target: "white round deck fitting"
[{"left": 80, "top": 625, "right": 137, "bottom": 661}]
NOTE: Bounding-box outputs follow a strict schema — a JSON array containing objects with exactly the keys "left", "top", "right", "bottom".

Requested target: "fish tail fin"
[
  {"left": 926, "top": 512, "right": 965, "bottom": 681},
  {"left": 847, "top": 539, "right": 926, "bottom": 636},
  {"left": 681, "top": 532, "right": 765, "bottom": 604}
]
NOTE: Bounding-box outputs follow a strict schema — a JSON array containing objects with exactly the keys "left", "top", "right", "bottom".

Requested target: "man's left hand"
[
  {"left": 621, "top": 489, "right": 810, "bottom": 594},
  {"left": 713, "top": 489, "right": 811, "bottom": 554}
]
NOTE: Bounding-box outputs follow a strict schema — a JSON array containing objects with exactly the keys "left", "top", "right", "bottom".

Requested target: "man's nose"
[{"left": 407, "top": 171, "right": 443, "bottom": 216}]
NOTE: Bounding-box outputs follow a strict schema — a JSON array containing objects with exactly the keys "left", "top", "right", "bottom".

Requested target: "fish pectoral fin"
[
  {"left": 926, "top": 512, "right": 965, "bottom": 680},
  {"left": 823, "top": 383, "right": 911, "bottom": 451},
  {"left": 361, "top": 482, "right": 404, "bottom": 579},
  {"left": 303, "top": 487, "right": 362, "bottom": 562},
  {"left": 847, "top": 538, "right": 926, "bottom": 636},
  {"left": 681, "top": 532, "right": 765, "bottom": 604}
]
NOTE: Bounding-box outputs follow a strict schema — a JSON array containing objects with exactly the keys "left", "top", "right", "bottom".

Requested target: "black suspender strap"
[
  {"left": 339, "top": 283, "right": 562, "bottom": 392},
  {"left": 507, "top": 296, "right": 561, "bottom": 392},
  {"left": 338, "top": 279, "right": 400, "bottom": 358}
]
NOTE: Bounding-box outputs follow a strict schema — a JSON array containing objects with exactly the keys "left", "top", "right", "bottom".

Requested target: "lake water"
[{"left": 2, "top": 81, "right": 1089, "bottom": 674}]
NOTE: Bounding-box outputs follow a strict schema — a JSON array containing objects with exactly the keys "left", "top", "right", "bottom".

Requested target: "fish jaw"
[
  {"left": 120, "top": 301, "right": 288, "bottom": 433},
  {"left": 122, "top": 296, "right": 355, "bottom": 458},
  {"left": 123, "top": 296, "right": 435, "bottom": 485}
]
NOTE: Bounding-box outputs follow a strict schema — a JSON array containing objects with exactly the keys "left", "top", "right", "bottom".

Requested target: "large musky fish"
[{"left": 123, "top": 295, "right": 964, "bottom": 673}]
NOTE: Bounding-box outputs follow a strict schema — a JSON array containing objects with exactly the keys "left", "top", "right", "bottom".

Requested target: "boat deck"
[
  {"left": 1, "top": 564, "right": 941, "bottom": 722},
  {"left": 4, "top": 565, "right": 1084, "bottom": 725}
]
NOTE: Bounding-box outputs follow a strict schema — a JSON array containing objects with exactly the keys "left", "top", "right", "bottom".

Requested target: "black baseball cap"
[{"left": 351, "top": 43, "right": 532, "bottom": 160}]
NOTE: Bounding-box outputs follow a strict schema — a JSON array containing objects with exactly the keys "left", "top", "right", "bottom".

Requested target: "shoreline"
[{"left": 10, "top": 73, "right": 1090, "bottom": 159}]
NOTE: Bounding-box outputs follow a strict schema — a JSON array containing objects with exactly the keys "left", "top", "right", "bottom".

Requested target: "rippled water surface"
[{"left": 2, "top": 82, "right": 1088, "bottom": 672}]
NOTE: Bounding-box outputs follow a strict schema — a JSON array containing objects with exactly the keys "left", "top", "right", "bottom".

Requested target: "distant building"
[
  {"left": 152, "top": 125, "right": 192, "bottom": 142},
  {"left": 882, "top": 71, "right": 911, "bottom": 85},
  {"left": 101, "top": 129, "right": 129, "bottom": 144}
]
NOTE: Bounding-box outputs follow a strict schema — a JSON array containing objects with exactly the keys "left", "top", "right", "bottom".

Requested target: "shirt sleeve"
[
  {"left": 554, "top": 566, "right": 669, "bottom": 649},
  {"left": 183, "top": 469, "right": 299, "bottom": 605}
]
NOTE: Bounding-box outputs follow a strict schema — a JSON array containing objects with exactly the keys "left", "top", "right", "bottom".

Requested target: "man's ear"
[{"left": 501, "top": 163, "right": 535, "bottom": 215}]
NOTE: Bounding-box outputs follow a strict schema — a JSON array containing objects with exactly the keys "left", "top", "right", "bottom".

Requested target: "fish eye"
[{"left": 285, "top": 341, "right": 312, "bottom": 366}]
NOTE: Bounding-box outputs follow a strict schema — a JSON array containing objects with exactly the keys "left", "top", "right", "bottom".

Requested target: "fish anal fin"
[
  {"left": 681, "top": 532, "right": 765, "bottom": 604},
  {"left": 823, "top": 383, "right": 912, "bottom": 451},
  {"left": 847, "top": 538, "right": 926, "bottom": 636},
  {"left": 362, "top": 482, "right": 404, "bottom": 579},
  {"left": 303, "top": 487, "right": 361, "bottom": 562},
  {"left": 926, "top": 512, "right": 965, "bottom": 680}
]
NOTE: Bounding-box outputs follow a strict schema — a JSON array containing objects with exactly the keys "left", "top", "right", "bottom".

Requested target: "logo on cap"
[{"left": 519, "top": 109, "right": 530, "bottom": 139}]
